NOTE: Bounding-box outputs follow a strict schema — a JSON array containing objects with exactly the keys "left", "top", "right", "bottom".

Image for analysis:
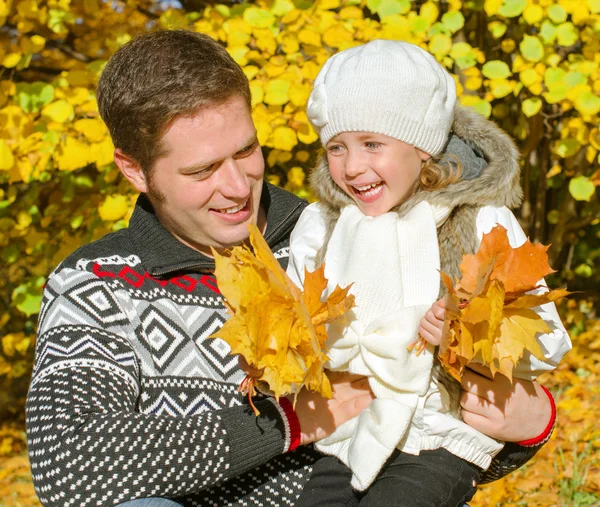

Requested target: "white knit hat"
[{"left": 307, "top": 40, "right": 457, "bottom": 156}]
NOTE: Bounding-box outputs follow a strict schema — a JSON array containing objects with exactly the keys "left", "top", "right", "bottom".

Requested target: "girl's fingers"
[
  {"left": 423, "top": 310, "right": 445, "bottom": 329},
  {"left": 418, "top": 322, "right": 442, "bottom": 346},
  {"left": 431, "top": 301, "right": 446, "bottom": 320}
]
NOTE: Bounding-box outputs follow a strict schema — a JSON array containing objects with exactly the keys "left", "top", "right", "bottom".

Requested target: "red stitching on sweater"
[
  {"left": 200, "top": 275, "right": 220, "bottom": 294},
  {"left": 119, "top": 266, "right": 145, "bottom": 288},
  {"left": 93, "top": 263, "right": 117, "bottom": 278},
  {"left": 171, "top": 275, "right": 198, "bottom": 292},
  {"left": 92, "top": 263, "right": 220, "bottom": 294}
]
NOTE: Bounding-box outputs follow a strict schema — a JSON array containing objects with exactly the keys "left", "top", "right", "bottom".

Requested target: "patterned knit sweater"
[{"left": 26, "top": 183, "right": 552, "bottom": 506}]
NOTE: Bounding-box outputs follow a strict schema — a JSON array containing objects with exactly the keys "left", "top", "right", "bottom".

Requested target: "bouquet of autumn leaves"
[
  {"left": 436, "top": 225, "right": 569, "bottom": 383},
  {"left": 210, "top": 224, "right": 355, "bottom": 414},
  {"left": 210, "top": 223, "right": 567, "bottom": 415}
]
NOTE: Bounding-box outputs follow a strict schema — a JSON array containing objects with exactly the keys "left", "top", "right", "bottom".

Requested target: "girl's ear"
[{"left": 417, "top": 148, "right": 431, "bottom": 162}]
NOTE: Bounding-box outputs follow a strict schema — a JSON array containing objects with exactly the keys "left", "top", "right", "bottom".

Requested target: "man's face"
[{"left": 144, "top": 96, "right": 265, "bottom": 255}]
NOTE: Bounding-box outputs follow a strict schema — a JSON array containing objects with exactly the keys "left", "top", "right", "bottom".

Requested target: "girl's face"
[{"left": 326, "top": 132, "right": 430, "bottom": 217}]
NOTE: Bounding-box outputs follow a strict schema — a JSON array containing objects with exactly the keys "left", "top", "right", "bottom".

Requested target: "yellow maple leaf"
[
  {"left": 210, "top": 224, "right": 355, "bottom": 414},
  {"left": 435, "top": 226, "right": 569, "bottom": 382}
]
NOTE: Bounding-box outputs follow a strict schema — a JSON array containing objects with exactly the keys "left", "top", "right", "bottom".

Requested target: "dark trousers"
[{"left": 295, "top": 448, "right": 480, "bottom": 507}]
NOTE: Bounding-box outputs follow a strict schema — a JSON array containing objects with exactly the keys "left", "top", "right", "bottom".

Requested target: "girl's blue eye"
[{"left": 366, "top": 142, "right": 380, "bottom": 149}]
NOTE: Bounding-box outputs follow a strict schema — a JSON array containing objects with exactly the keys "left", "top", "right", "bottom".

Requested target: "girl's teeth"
[
  {"left": 355, "top": 182, "right": 382, "bottom": 192},
  {"left": 219, "top": 202, "right": 246, "bottom": 214}
]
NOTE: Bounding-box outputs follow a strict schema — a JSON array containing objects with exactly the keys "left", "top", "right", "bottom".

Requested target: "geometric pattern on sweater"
[{"left": 39, "top": 267, "right": 239, "bottom": 384}]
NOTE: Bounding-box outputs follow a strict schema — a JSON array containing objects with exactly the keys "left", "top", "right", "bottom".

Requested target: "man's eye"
[
  {"left": 237, "top": 143, "right": 258, "bottom": 157},
  {"left": 191, "top": 167, "right": 212, "bottom": 177}
]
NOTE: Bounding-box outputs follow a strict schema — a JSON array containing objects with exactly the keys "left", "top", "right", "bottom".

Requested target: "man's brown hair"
[{"left": 97, "top": 30, "right": 251, "bottom": 175}]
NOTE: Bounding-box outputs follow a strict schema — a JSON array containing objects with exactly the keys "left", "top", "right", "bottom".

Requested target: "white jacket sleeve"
[
  {"left": 476, "top": 206, "right": 572, "bottom": 379},
  {"left": 286, "top": 202, "right": 329, "bottom": 289}
]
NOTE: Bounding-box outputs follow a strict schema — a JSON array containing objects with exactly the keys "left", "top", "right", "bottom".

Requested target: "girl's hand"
[{"left": 418, "top": 299, "right": 446, "bottom": 346}]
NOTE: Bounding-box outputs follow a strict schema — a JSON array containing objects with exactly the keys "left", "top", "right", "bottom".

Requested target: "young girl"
[{"left": 286, "top": 40, "right": 571, "bottom": 506}]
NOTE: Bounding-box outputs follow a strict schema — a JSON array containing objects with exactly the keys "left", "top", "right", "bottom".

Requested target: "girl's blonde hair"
[{"left": 419, "top": 154, "right": 463, "bottom": 192}]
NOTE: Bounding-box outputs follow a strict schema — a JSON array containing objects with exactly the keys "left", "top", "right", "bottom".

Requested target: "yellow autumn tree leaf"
[
  {"left": 41, "top": 100, "right": 74, "bottom": 123},
  {"left": 0, "top": 139, "right": 14, "bottom": 171},
  {"left": 210, "top": 224, "right": 355, "bottom": 413},
  {"left": 264, "top": 79, "right": 290, "bottom": 105},
  {"left": 271, "top": 126, "right": 297, "bottom": 151},
  {"left": 56, "top": 137, "right": 90, "bottom": 171},
  {"left": 98, "top": 194, "right": 129, "bottom": 222},
  {"left": 73, "top": 118, "right": 107, "bottom": 142}
]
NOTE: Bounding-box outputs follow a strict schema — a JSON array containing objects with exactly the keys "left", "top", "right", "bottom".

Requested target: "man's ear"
[{"left": 114, "top": 149, "right": 148, "bottom": 193}]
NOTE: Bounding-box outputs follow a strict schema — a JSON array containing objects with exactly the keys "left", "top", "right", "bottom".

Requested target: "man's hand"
[
  {"left": 290, "top": 371, "right": 373, "bottom": 446},
  {"left": 418, "top": 299, "right": 445, "bottom": 346},
  {"left": 238, "top": 356, "right": 374, "bottom": 446},
  {"left": 460, "top": 363, "right": 551, "bottom": 442}
]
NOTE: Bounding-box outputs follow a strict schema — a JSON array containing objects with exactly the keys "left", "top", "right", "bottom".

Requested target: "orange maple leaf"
[
  {"left": 458, "top": 225, "right": 555, "bottom": 295},
  {"left": 437, "top": 225, "right": 568, "bottom": 382},
  {"left": 210, "top": 224, "right": 355, "bottom": 414}
]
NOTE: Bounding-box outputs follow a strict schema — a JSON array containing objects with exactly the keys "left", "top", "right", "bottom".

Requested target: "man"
[{"left": 27, "top": 30, "right": 556, "bottom": 506}]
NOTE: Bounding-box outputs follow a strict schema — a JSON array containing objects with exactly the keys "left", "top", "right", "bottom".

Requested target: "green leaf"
[
  {"left": 2, "top": 243, "right": 19, "bottom": 264},
  {"left": 428, "top": 22, "right": 451, "bottom": 36},
  {"left": 429, "top": 34, "right": 452, "bottom": 56},
  {"left": 482, "top": 60, "right": 511, "bottom": 79},
  {"left": 556, "top": 138, "right": 581, "bottom": 158},
  {"left": 243, "top": 7, "right": 276, "bottom": 28},
  {"left": 411, "top": 16, "right": 429, "bottom": 33},
  {"left": 366, "top": 0, "right": 381, "bottom": 11},
  {"left": 473, "top": 99, "right": 492, "bottom": 117},
  {"left": 488, "top": 21, "right": 507, "bottom": 38},
  {"left": 544, "top": 67, "right": 565, "bottom": 86},
  {"left": 569, "top": 176, "right": 595, "bottom": 201},
  {"left": 540, "top": 20, "right": 557, "bottom": 44},
  {"left": 11, "top": 278, "right": 45, "bottom": 317},
  {"left": 556, "top": 22, "right": 578, "bottom": 47},
  {"left": 546, "top": 210, "right": 560, "bottom": 225},
  {"left": 441, "top": 11, "right": 464, "bottom": 33},
  {"left": 498, "top": 0, "right": 527, "bottom": 17},
  {"left": 575, "top": 92, "right": 600, "bottom": 116},
  {"left": 271, "top": 0, "right": 295, "bottom": 16},
  {"left": 520, "top": 35, "right": 544, "bottom": 62},
  {"left": 522, "top": 97, "right": 542, "bottom": 117},
  {"left": 564, "top": 71, "right": 586, "bottom": 88},
  {"left": 574, "top": 264, "right": 593, "bottom": 278},
  {"left": 214, "top": 4, "right": 231, "bottom": 17},
  {"left": 15, "top": 82, "right": 55, "bottom": 113},
  {"left": 547, "top": 4, "right": 567, "bottom": 23},
  {"left": 372, "top": 0, "right": 411, "bottom": 18},
  {"left": 450, "top": 42, "right": 477, "bottom": 69}
]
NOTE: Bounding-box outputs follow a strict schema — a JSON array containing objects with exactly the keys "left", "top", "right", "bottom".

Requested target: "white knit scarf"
[{"left": 315, "top": 201, "right": 451, "bottom": 490}]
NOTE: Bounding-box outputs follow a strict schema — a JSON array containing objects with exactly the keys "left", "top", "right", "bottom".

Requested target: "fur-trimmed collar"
[{"left": 309, "top": 105, "right": 523, "bottom": 217}]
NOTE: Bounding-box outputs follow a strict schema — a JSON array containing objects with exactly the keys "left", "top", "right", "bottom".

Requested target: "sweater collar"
[{"left": 128, "top": 182, "right": 306, "bottom": 276}]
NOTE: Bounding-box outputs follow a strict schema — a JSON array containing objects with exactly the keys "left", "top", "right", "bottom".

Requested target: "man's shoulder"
[
  {"left": 55, "top": 228, "right": 137, "bottom": 274},
  {"left": 263, "top": 183, "right": 308, "bottom": 235}
]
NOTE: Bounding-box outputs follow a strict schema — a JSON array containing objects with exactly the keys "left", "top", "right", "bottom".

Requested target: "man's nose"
[{"left": 220, "top": 159, "right": 250, "bottom": 197}]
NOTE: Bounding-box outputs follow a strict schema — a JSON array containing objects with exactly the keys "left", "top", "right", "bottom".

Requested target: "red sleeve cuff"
[
  {"left": 516, "top": 385, "right": 556, "bottom": 447},
  {"left": 278, "top": 397, "right": 302, "bottom": 452}
]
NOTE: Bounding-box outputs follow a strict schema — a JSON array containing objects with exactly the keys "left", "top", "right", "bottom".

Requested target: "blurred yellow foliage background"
[{"left": 0, "top": 0, "right": 598, "bottom": 504}]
